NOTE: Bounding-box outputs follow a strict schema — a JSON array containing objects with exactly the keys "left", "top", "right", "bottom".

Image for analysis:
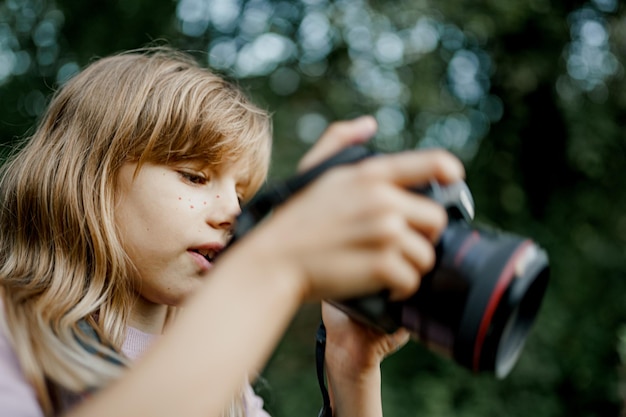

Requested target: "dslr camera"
[{"left": 229, "top": 145, "right": 550, "bottom": 378}]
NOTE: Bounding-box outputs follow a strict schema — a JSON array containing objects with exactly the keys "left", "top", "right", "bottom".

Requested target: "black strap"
[{"left": 315, "top": 320, "right": 333, "bottom": 417}]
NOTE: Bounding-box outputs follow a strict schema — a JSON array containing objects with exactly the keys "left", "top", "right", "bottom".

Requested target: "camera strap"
[{"left": 315, "top": 320, "right": 333, "bottom": 417}]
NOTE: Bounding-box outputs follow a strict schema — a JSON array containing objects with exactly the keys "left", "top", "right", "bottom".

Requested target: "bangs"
[
  {"left": 173, "top": 104, "right": 272, "bottom": 201},
  {"left": 124, "top": 55, "right": 272, "bottom": 200}
]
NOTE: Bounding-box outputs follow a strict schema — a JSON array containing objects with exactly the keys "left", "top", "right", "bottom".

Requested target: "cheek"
[{"left": 177, "top": 194, "right": 215, "bottom": 211}]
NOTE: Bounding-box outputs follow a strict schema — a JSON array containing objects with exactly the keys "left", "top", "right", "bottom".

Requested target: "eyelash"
[
  {"left": 179, "top": 171, "right": 207, "bottom": 185},
  {"left": 178, "top": 169, "right": 246, "bottom": 204}
]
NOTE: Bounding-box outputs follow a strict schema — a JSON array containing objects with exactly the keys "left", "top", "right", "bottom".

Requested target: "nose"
[{"left": 204, "top": 184, "right": 241, "bottom": 230}]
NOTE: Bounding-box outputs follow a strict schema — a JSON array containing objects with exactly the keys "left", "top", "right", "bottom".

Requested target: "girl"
[{"left": 0, "top": 47, "right": 464, "bottom": 417}]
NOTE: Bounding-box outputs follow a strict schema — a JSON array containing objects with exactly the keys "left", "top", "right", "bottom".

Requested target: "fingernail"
[
  {"left": 357, "top": 115, "right": 376, "bottom": 130},
  {"left": 351, "top": 116, "right": 377, "bottom": 140}
]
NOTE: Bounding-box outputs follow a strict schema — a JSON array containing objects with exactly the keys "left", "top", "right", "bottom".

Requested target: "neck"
[{"left": 128, "top": 297, "right": 169, "bottom": 334}]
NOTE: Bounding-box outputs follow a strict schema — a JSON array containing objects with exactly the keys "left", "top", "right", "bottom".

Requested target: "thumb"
[{"left": 298, "top": 115, "right": 377, "bottom": 172}]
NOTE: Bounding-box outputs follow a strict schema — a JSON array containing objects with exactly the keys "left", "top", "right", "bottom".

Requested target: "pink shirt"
[
  {"left": 0, "top": 319, "right": 43, "bottom": 417},
  {"left": 0, "top": 323, "right": 270, "bottom": 416}
]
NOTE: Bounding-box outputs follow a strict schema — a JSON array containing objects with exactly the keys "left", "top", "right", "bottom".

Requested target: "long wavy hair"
[{"left": 0, "top": 47, "right": 272, "bottom": 416}]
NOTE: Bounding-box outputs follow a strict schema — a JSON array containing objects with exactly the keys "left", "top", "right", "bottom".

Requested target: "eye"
[{"left": 179, "top": 170, "right": 207, "bottom": 185}]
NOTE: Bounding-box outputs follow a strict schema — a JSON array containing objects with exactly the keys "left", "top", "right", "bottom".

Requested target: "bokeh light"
[{"left": 560, "top": 4, "right": 621, "bottom": 103}]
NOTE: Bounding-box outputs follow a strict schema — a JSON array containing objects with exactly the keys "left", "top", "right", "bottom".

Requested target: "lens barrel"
[{"left": 334, "top": 222, "right": 550, "bottom": 378}]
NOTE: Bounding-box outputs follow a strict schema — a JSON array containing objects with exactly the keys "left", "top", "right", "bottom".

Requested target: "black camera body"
[{"left": 230, "top": 145, "right": 549, "bottom": 378}]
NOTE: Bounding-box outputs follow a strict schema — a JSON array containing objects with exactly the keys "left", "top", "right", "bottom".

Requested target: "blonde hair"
[{"left": 0, "top": 47, "right": 272, "bottom": 416}]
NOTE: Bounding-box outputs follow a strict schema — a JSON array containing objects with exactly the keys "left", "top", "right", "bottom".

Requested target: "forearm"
[{"left": 67, "top": 244, "right": 303, "bottom": 417}]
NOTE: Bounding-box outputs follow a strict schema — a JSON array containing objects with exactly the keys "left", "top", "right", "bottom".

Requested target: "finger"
[
  {"left": 383, "top": 328, "right": 411, "bottom": 358},
  {"left": 403, "top": 194, "right": 448, "bottom": 243},
  {"left": 298, "top": 115, "right": 377, "bottom": 172},
  {"left": 303, "top": 249, "right": 419, "bottom": 302},
  {"left": 381, "top": 250, "right": 421, "bottom": 301},
  {"left": 357, "top": 148, "right": 465, "bottom": 188},
  {"left": 346, "top": 216, "right": 435, "bottom": 297},
  {"left": 371, "top": 187, "right": 449, "bottom": 244},
  {"left": 340, "top": 182, "right": 448, "bottom": 244},
  {"left": 398, "top": 225, "right": 438, "bottom": 276},
  {"left": 365, "top": 246, "right": 421, "bottom": 301}
]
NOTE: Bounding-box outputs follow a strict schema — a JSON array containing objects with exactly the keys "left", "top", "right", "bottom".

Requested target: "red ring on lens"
[{"left": 472, "top": 240, "right": 533, "bottom": 371}]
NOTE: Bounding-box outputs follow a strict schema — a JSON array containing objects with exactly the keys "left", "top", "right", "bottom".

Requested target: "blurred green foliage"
[{"left": 1, "top": 0, "right": 625, "bottom": 415}]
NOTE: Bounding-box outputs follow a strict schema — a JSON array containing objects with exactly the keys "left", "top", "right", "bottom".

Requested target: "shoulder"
[{"left": 0, "top": 302, "right": 45, "bottom": 416}]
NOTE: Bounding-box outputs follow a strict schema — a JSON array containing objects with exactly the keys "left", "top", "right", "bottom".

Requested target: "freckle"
[
  {"left": 216, "top": 194, "right": 220, "bottom": 199},
  {"left": 190, "top": 205, "right": 194, "bottom": 209},
  {"left": 203, "top": 201, "right": 207, "bottom": 205},
  {"left": 178, "top": 197, "right": 182, "bottom": 200}
]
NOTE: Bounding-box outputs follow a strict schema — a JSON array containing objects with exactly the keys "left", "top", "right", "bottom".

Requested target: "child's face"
[{"left": 114, "top": 159, "right": 250, "bottom": 307}]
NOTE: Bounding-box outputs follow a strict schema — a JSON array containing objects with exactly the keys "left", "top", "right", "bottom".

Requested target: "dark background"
[{"left": 1, "top": 0, "right": 625, "bottom": 415}]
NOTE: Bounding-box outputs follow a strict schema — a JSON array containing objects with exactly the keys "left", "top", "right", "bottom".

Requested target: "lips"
[
  {"left": 188, "top": 243, "right": 224, "bottom": 271},
  {"left": 192, "top": 248, "right": 218, "bottom": 263}
]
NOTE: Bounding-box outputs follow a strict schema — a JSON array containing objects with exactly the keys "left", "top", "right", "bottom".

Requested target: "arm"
[
  {"left": 299, "top": 116, "right": 458, "bottom": 417},
  {"left": 67, "top": 246, "right": 304, "bottom": 417},
  {"left": 67, "top": 117, "right": 464, "bottom": 417},
  {"left": 321, "top": 303, "right": 411, "bottom": 417}
]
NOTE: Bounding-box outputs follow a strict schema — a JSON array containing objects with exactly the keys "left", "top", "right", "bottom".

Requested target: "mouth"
[
  {"left": 191, "top": 248, "right": 218, "bottom": 263},
  {"left": 189, "top": 243, "right": 225, "bottom": 266}
]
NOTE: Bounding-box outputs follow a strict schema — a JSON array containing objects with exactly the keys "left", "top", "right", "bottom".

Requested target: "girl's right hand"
[{"left": 241, "top": 145, "right": 465, "bottom": 303}]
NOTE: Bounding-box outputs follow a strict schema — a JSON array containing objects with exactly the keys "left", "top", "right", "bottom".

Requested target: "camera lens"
[
  {"left": 402, "top": 222, "right": 550, "bottom": 378},
  {"left": 491, "top": 245, "right": 550, "bottom": 378},
  {"left": 333, "top": 222, "right": 549, "bottom": 378}
]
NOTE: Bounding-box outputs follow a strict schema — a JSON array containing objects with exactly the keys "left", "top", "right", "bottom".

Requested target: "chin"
[
  {"left": 170, "top": 282, "right": 203, "bottom": 306},
  {"left": 139, "top": 274, "right": 204, "bottom": 307}
]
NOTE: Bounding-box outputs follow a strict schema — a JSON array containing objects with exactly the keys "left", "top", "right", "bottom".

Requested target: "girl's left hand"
[
  {"left": 322, "top": 301, "right": 409, "bottom": 374},
  {"left": 321, "top": 302, "right": 410, "bottom": 417}
]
